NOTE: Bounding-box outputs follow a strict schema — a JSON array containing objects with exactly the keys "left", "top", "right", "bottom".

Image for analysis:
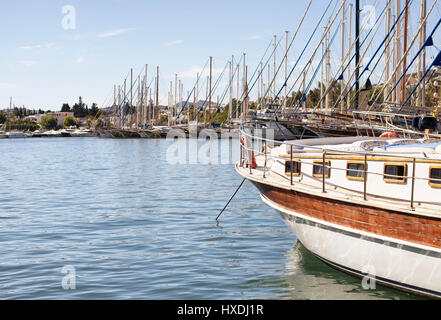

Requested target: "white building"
[{"left": 32, "top": 112, "right": 75, "bottom": 126}]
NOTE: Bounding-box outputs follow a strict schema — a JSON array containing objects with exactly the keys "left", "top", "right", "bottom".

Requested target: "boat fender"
[
  {"left": 412, "top": 117, "right": 420, "bottom": 130},
  {"left": 380, "top": 132, "right": 399, "bottom": 138},
  {"left": 240, "top": 135, "right": 257, "bottom": 169}
]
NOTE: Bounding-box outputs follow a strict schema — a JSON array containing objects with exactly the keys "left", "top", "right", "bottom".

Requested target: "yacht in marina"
[
  {"left": 7, "top": 131, "right": 27, "bottom": 138},
  {"left": 236, "top": 124, "right": 441, "bottom": 298}
]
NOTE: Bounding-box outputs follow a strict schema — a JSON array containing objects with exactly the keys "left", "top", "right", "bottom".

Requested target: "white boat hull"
[{"left": 261, "top": 195, "right": 441, "bottom": 298}]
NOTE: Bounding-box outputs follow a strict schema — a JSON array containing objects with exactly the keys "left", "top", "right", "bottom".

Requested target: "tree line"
[{"left": 61, "top": 96, "right": 100, "bottom": 118}]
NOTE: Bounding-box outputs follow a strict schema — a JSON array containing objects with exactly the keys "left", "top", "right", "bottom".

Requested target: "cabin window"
[
  {"left": 383, "top": 163, "right": 407, "bottom": 183},
  {"left": 429, "top": 167, "right": 441, "bottom": 188},
  {"left": 313, "top": 160, "right": 331, "bottom": 178},
  {"left": 285, "top": 161, "right": 301, "bottom": 176},
  {"left": 347, "top": 162, "right": 366, "bottom": 181}
]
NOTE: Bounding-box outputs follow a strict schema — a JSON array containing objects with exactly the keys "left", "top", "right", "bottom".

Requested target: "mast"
[
  {"left": 208, "top": 56, "right": 213, "bottom": 127},
  {"left": 395, "top": 0, "right": 402, "bottom": 105},
  {"left": 355, "top": 0, "right": 360, "bottom": 110},
  {"left": 137, "top": 75, "right": 140, "bottom": 128},
  {"left": 385, "top": 2, "right": 392, "bottom": 102},
  {"left": 123, "top": 79, "right": 127, "bottom": 127},
  {"left": 118, "top": 85, "right": 121, "bottom": 128},
  {"left": 284, "top": 31, "right": 289, "bottom": 114},
  {"left": 174, "top": 74, "right": 178, "bottom": 124},
  {"left": 144, "top": 64, "right": 148, "bottom": 126},
  {"left": 302, "top": 71, "right": 306, "bottom": 111},
  {"left": 260, "top": 62, "right": 264, "bottom": 111},
  {"left": 113, "top": 85, "right": 116, "bottom": 126},
  {"left": 341, "top": 0, "right": 346, "bottom": 113},
  {"left": 236, "top": 63, "right": 240, "bottom": 119},
  {"left": 130, "top": 68, "right": 133, "bottom": 128},
  {"left": 244, "top": 65, "right": 248, "bottom": 122},
  {"left": 347, "top": 3, "right": 353, "bottom": 109},
  {"left": 326, "top": 31, "right": 331, "bottom": 110},
  {"left": 229, "top": 55, "right": 233, "bottom": 124},
  {"left": 418, "top": 0, "right": 427, "bottom": 108},
  {"left": 401, "top": 0, "right": 409, "bottom": 105},
  {"left": 321, "top": 41, "right": 324, "bottom": 110},
  {"left": 169, "top": 81, "right": 172, "bottom": 127},
  {"left": 243, "top": 53, "right": 247, "bottom": 120},
  {"left": 195, "top": 72, "right": 199, "bottom": 127},
  {"left": 155, "top": 66, "right": 159, "bottom": 125},
  {"left": 273, "top": 35, "right": 277, "bottom": 103}
]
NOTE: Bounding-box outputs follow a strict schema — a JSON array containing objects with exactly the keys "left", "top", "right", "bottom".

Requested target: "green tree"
[
  {"left": 72, "top": 96, "right": 88, "bottom": 118},
  {"left": 41, "top": 117, "right": 58, "bottom": 130},
  {"left": 0, "top": 111, "right": 7, "bottom": 124},
  {"left": 89, "top": 103, "right": 99, "bottom": 118},
  {"left": 61, "top": 103, "right": 71, "bottom": 112},
  {"left": 63, "top": 116, "right": 78, "bottom": 128}
]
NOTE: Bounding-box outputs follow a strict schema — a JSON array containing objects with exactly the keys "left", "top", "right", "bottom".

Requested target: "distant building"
[{"left": 31, "top": 112, "right": 75, "bottom": 126}]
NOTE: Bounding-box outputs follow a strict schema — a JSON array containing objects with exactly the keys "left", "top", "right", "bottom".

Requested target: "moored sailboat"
[{"left": 236, "top": 123, "right": 441, "bottom": 298}]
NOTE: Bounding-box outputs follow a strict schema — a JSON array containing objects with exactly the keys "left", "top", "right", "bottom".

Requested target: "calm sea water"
[{"left": 0, "top": 137, "right": 418, "bottom": 300}]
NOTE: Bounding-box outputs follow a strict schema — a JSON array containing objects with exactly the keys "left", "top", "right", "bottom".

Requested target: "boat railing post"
[
  {"left": 364, "top": 154, "right": 367, "bottom": 201},
  {"left": 240, "top": 139, "right": 243, "bottom": 167},
  {"left": 263, "top": 140, "right": 267, "bottom": 179},
  {"left": 290, "top": 145, "right": 293, "bottom": 185},
  {"left": 411, "top": 157, "right": 416, "bottom": 210},
  {"left": 249, "top": 140, "right": 252, "bottom": 175},
  {"left": 322, "top": 150, "right": 326, "bottom": 193}
]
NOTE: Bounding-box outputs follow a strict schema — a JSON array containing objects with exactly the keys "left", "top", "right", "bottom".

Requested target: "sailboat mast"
[
  {"left": 418, "top": 0, "right": 427, "bottom": 109},
  {"left": 385, "top": 2, "right": 392, "bottom": 102},
  {"left": 130, "top": 68, "right": 133, "bottom": 128},
  {"left": 229, "top": 56, "right": 233, "bottom": 124},
  {"left": 355, "top": 0, "right": 360, "bottom": 110},
  {"left": 395, "top": 0, "right": 402, "bottom": 105},
  {"left": 208, "top": 56, "right": 212, "bottom": 127},
  {"left": 174, "top": 74, "right": 178, "bottom": 124},
  {"left": 155, "top": 66, "right": 159, "bottom": 125},
  {"left": 347, "top": 3, "right": 353, "bottom": 109},
  {"left": 401, "top": 0, "right": 409, "bottom": 105},
  {"left": 321, "top": 41, "right": 324, "bottom": 110},
  {"left": 341, "top": 0, "right": 346, "bottom": 113},
  {"left": 273, "top": 35, "right": 277, "bottom": 103},
  {"left": 284, "top": 31, "right": 289, "bottom": 114}
]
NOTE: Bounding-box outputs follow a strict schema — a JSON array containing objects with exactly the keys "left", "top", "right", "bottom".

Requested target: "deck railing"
[{"left": 238, "top": 122, "right": 441, "bottom": 210}]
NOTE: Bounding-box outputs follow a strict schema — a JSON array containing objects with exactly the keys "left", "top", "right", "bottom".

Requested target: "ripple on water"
[{"left": 0, "top": 138, "right": 419, "bottom": 300}]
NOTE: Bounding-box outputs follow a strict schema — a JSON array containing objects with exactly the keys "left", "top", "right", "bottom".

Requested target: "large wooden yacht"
[{"left": 236, "top": 124, "right": 441, "bottom": 298}]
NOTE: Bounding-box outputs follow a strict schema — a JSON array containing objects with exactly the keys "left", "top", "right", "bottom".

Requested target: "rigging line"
[
  {"left": 193, "top": 60, "right": 230, "bottom": 121},
  {"left": 330, "top": 0, "right": 391, "bottom": 110},
  {"left": 383, "top": 8, "right": 441, "bottom": 103},
  {"left": 401, "top": 48, "right": 441, "bottom": 108},
  {"left": 368, "top": 0, "right": 439, "bottom": 109},
  {"left": 284, "top": 0, "right": 377, "bottom": 113},
  {"left": 293, "top": 20, "right": 341, "bottom": 113},
  {"left": 340, "top": 0, "right": 414, "bottom": 104},
  {"left": 284, "top": 0, "right": 356, "bottom": 112},
  {"left": 314, "top": 0, "right": 387, "bottom": 112},
  {"left": 198, "top": 59, "right": 235, "bottom": 117},
  {"left": 225, "top": 36, "right": 281, "bottom": 122},
  {"left": 259, "top": 0, "right": 313, "bottom": 106},
  {"left": 175, "top": 57, "right": 210, "bottom": 121},
  {"left": 212, "top": 60, "right": 247, "bottom": 119},
  {"left": 270, "top": 0, "right": 337, "bottom": 115},
  {"left": 118, "top": 70, "right": 155, "bottom": 124}
]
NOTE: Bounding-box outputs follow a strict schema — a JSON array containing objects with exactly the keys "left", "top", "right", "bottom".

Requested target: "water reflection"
[{"left": 280, "top": 242, "right": 421, "bottom": 300}]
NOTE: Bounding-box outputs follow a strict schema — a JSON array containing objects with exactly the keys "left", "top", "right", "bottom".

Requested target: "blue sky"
[{"left": 1, "top": 0, "right": 440, "bottom": 110}]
